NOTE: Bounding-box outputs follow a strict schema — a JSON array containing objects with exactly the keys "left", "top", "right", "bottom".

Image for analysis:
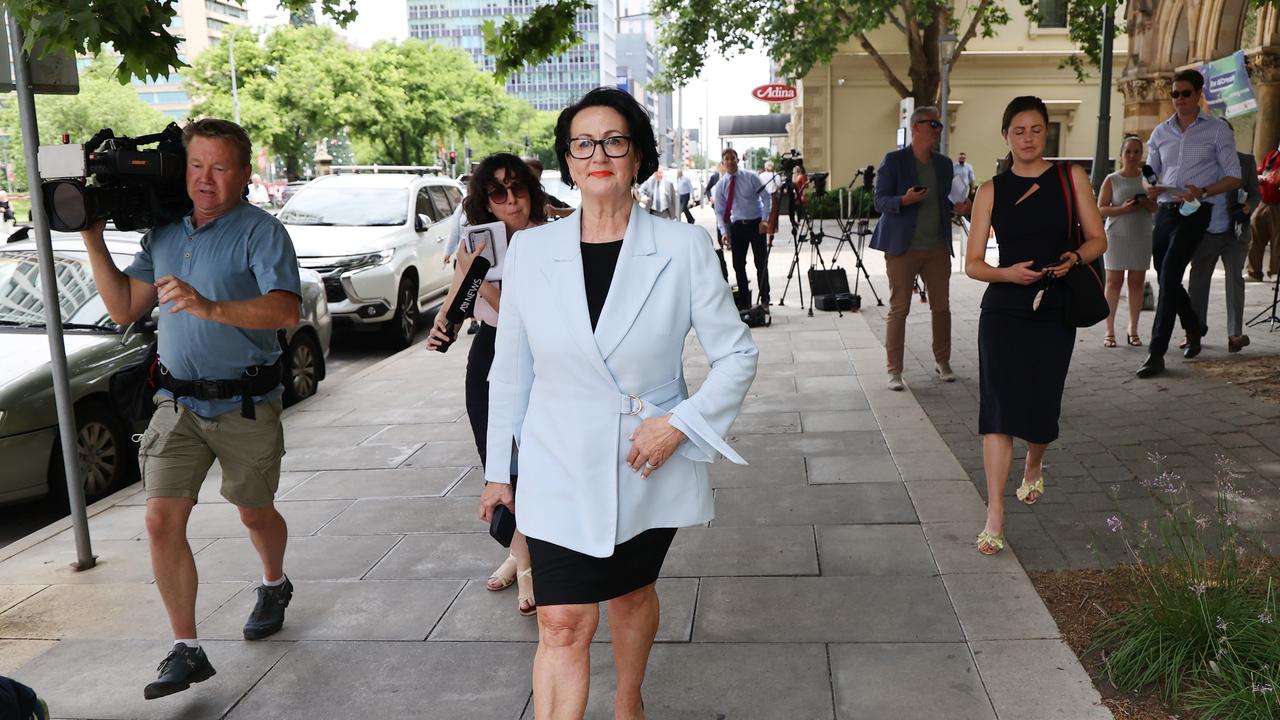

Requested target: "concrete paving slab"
[
  {"left": 944, "top": 573, "right": 1062, "bottom": 642},
  {"left": 362, "top": 421, "right": 476, "bottom": 444},
  {"left": 735, "top": 430, "right": 888, "bottom": 459},
  {"left": 283, "top": 409, "right": 353, "bottom": 428},
  {"left": 894, "top": 450, "right": 970, "bottom": 481},
  {"left": 0, "top": 639, "right": 56, "bottom": 675},
  {"left": 279, "top": 442, "right": 424, "bottom": 472},
  {"left": 800, "top": 410, "right": 881, "bottom": 432},
  {"left": 364, "top": 533, "right": 509, "bottom": 581},
  {"left": 319, "top": 497, "right": 485, "bottom": 535},
  {"left": 816, "top": 525, "right": 937, "bottom": 576},
  {"left": 227, "top": 641, "right": 532, "bottom": 720},
  {"left": 278, "top": 467, "right": 467, "bottom": 500},
  {"left": 284, "top": 424, "right": 382, "bottom": 449},
  {"left": 80, "top": 504, "right": 147, "bottom": 540},
  {"left": 922, "top": 522, "right": 1027, "bottom": 575},
  {"left": 444, "top": 467, "right": 485, "bottom": 496},
  {"left": 795, "top": 375, "right": 863, "bottom": 394},
  {"left": 714, "top": 483, "right": 917, "bottom": 526},
  {"left": 971, "top": 639, "right": 1112, "bottom": 719},
  {"left": 0, "top": 538, "right": 211, "bottom": 585},
  {"left": 807, "top": 453, "right": 901, "bottom": 483},
  {"left": 883, "top": 426, "right": 953, "bottom": 455},
  {"left": 430, "top": 578, "right": 696, "bottom": 643},
  {"left": 0, "top": 582, "right": 246, "bottom": 640},
  {"left": 11, "top": 639, "right": 292, "bottom": 720},
  {"left": 0, "top": 585, "right": 44, "bottom": 614},
  {"left": 830, "top": 643, "right": 995, "bottom": 720},
  {"left": 403, "top": 440, "right": 483, "bottom": 468},
  {"left": 662, "top": 526, "right": 819, "bottom": 577},
  {"left": 730, "top": 411, "right": 801, "bottom": 434},
  {"left": 694, "top": 576, "right": 961, "bottom": 642},
  {"left": 186, "top": 499, "right": 353, "bottom": 539},
  {"left": 707, "top": 457, "right": 806, "bottom": 488},
  {"left": 199, "top": 579, "right": 462, "bottom": 641},
  {"left": 907, "top": 480, "right": 989, "bottom": 524},
  {"left": 193, "top": 535, "right": 400, "bottom": 581},
  {"left": 528, "top": 643, "right": 834, "bottom": 720},
  {"left": 337, "top": 406, "right": 467, "bottom": 425},
  {"left": 740, "top": 391, "right": 870, "bottom": 414}
]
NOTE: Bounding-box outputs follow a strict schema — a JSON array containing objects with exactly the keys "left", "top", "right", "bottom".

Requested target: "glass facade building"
[{"left": 407, "top": 1, "right": 617, "bottom": 112}]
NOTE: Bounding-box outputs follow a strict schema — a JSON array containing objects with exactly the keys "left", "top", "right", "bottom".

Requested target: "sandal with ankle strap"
[
  {"left": 1127, "top": 334, "right": 1142, "bottom": 347},
  {"left": 487, "top": 554, "right": 517, "bottom": 592},
  {"left": 517, "top": 567, "right": 536, "bottom": 617},
  {"left": 1103, "top": 334, "right": 1117, "bottom": 348},
  {"left": 976, "top": 531, "right": 1005, "bottom": 555}
]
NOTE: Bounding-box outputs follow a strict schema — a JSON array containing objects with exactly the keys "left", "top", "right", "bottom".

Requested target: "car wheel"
[
  {"left": 49, "top": 400, "right": 133, "bottom": 509},
  {"left": 383, "top": 275, "right": 419, "bottom": 350},
  {"left": 282, "top": 330, "right": 323, "bottom": 405}
]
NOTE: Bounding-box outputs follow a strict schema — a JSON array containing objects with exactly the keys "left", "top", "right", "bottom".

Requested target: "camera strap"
[{"left": 152, "top": 359, "right": 283, "bottom": 420}]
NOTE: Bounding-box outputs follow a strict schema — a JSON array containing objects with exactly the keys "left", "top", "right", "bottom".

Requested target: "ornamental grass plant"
[{"left": 1090, "top": 455, "right": 1279, "bottom": 718}]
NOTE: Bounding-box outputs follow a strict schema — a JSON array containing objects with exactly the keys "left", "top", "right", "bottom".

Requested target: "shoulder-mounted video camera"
[{"left": 37, "top": 123, "right": 193, "bottom": 232}]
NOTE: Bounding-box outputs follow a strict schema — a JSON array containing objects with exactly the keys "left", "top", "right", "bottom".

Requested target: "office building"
[{"left": 407, "top": 0, "right": 617, "bottom": 111}]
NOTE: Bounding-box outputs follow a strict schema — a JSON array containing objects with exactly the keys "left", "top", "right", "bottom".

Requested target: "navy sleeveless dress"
[{"left": 978, "top": 166, "right": 1077, "bottom": 444}]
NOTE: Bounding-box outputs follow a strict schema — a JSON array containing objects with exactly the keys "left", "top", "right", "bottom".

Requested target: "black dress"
[
  {"left": 978, "top": 166, "right": 1077, "bottom": 444},
  {"left": 524, "top": 239, "right": 678, "bottom": 606}
]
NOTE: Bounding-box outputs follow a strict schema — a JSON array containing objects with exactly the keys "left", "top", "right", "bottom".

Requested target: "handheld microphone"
[
  {"left": 1141, "top": 164, "right": 1158, "bottom": 185},
  {"left": 434, "top": 255, "right": 492, "bottom": 353}
]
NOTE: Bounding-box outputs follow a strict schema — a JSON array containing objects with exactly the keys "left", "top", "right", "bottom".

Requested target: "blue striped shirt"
[
  {"left": 714, "top": 170, "right": 772, "bottom": 237},
  {"left": 1147, "top": 110, "right": 1242, "bottom": 233}
]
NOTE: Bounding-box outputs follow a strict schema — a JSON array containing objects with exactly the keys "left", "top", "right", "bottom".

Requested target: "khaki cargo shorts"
[{"left": 138, "top": 394, "right": 285, "bottom": 508}]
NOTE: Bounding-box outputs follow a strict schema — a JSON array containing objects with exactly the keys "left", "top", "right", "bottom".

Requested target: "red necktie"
[{"left": 723, "top": 174, "right": 736, "bottom": 226}]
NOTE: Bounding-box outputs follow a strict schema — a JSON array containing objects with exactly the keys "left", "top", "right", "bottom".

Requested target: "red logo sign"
[{"left": 753, "top": 84, "right": 797, "bottom": 102}]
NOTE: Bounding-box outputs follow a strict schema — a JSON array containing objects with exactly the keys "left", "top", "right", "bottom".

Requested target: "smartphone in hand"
[{"left": 911, "top": 185, "right": 927, "bottom": 193}]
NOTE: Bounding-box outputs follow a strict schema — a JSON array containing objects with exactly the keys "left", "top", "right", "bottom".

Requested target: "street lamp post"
[
  {"left": 938, "top": 31, "right": 958, "bottom": 157},
  {"left": 229, "top": 31, "right": 241, "bottom": 125}
]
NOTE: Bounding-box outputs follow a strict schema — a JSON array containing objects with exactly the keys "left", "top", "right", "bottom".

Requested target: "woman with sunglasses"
[
  {"left": 426, "top": 152, "right": 548, "bottom": 616},
  {"left": 480, "top": 87, "right": 757, "bottom": 718},
  {"left": 964, "top": 96, "right": 1106, "bottom": 556}
]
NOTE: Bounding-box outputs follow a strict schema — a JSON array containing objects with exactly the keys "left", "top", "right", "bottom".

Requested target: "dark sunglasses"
[
  {"left": 487, "top": 181, "right": 528, "bottom": 205},
  {"left": 916, "top": 119, "right": 944, "bottom": 130},
  {"left": 1170, "top": 89, "right": 1196, "bottom": 99}
]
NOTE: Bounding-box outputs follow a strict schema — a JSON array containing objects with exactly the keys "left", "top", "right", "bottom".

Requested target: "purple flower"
[{"left": 1107, "top": 515, "right": 1123, "bottom": 533}]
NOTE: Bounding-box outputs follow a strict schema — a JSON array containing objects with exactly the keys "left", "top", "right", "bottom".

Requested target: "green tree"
[
  {"left": 3, "top": 1, "right": 358, "bottom": 84},
  {"left": 185, "top": 25, "right": 374, "bottom": 179},
  {"left": 0, "top": 57, "right": 170, "bottom": 191}
]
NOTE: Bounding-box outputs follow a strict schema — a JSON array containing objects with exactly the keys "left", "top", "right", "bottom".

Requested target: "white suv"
[{"left": 279, "top": 173, "right": 463, "bottom": 349}]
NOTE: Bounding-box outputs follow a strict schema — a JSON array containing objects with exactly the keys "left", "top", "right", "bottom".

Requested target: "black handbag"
[{"left": 1053, "top": 163, "right": 1109, "bottom": 328}]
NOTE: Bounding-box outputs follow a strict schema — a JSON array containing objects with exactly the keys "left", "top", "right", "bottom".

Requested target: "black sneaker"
[
  {"left": 243, "top": 577, "right": 293, "bottom": 640},
  {"left": 144, "top": 645, "right": 216, "bottom": 700}
]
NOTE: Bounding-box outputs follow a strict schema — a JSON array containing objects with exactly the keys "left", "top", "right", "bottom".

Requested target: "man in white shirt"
[
  {"left": 676, "top": 169, "right": 695, "bottom": 223},
  {"left": 952, "top": 152, "right": 977, "bottom": 199},
  {"left": 246, "top": 174, "right": 271, "bottom": 207}
]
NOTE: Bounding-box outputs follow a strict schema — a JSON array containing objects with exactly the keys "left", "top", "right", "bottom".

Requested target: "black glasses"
[
  {"left": 916, "top": 119, "right": 944, "bottom": 130},
  {"left": 568, "top": 136, "right": 632, "bottom": 159},
  {"left": 1170, "top": 89, "right": 1196, "bottom": 99},
  {"left": 487, "top": 181, "right": 528, "bottom": 205}
]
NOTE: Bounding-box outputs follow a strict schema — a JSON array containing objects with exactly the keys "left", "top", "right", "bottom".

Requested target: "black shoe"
[
  {"left": 1136, "top": 355, "right": 1165, "bottom": 378},
  {"left": 243, "top": 578, "right": 293, "bottom": 640},
  {"left": 466, "top": 321, "right": 479, "bottom": 335},
  {"left": 144, "top": 645, "right": 216, "bottom": 700},
  {"left": 1183, "top": 333, "right": 1202, "bottom": 359}
]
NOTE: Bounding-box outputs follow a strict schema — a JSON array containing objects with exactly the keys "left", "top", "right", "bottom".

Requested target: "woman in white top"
[
  {"left": 1098, "top": 136, "right": 1156, "bottom": 347},
  {"left": 426, "top": 153, "right": 548, "bottom": 616}
]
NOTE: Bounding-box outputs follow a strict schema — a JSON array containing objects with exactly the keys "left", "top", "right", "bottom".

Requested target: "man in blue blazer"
[{"left": 870, "top": 106, "right": 970, "bottom": 391}]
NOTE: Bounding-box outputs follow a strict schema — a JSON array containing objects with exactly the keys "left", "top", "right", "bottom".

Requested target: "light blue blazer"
[{"left": 485, "top": 205, "right": 759, "bottom": 557}]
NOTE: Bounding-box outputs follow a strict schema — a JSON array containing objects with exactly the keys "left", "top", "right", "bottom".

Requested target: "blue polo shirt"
[{"left": 125, "top": 202, "right": 302, "bottom": 418}]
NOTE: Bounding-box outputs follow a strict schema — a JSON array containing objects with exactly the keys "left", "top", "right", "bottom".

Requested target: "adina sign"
[{"left": 752, "top": 84, "right": 797, "bottom": 102}]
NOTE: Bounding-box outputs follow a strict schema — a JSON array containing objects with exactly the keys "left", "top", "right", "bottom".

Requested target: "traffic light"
[{"left": 449, "top": 151, "right": 457, "bottom": 162}]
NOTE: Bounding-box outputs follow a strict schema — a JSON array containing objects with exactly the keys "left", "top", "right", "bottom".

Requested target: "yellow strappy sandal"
[
  {"left": 976, "top": 531, "right": 1005, "bottom": 555},
  {"left": 1016, "top": 469, "right": 1047, "bottom": 505}
]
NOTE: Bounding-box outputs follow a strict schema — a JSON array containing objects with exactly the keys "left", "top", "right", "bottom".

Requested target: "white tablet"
[{"left": 464, "top": 221, "right": 509, "bottom": 281}]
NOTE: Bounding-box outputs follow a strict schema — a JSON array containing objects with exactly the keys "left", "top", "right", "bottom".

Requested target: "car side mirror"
[{"left": 415, "top": 213, "right": 432, "bottom": 232}]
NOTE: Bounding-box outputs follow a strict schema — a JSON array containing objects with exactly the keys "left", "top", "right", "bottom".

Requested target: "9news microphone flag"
[{"left": 433, "top": 255, "right": 492, "bottom": 353}]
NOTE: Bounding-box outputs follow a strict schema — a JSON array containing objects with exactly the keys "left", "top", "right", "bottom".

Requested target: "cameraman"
[
  {"left": 714, "top": 148, "right": 772, "bottom": 306},
  {"left": 870, "top": 106, "right": 970, "bottom": 391},
  {"left": 78, "top": 119, "right": 302, "bottom": 700}
]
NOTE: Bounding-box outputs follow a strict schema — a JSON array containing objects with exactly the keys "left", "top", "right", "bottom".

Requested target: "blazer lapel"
[
  {"left": 543, "top": 213, "right": 619, "bottom": 389},
  {"left": 593, "top": 206, "right": 671, "bottom": 360}
]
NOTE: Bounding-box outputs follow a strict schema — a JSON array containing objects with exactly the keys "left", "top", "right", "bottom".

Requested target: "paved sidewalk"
[
  {"left": 0, "top": 224, "right": 1110, "bottom": 719},
  {"left": 863, "top": 238, "right": 1280, "bottom": 570}
]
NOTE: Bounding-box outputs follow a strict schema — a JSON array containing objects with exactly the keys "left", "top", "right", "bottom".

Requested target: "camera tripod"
[
  {"left": 829, "top": 170, "right": 884, "bottom": 308},
  {"left": 1246, "top": 271, "right": 1280, "bottom": 332}
]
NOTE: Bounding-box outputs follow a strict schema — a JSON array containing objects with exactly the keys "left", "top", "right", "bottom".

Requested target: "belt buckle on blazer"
[{"left": 625, "top": 394, "right": 645, "bottom": 416}]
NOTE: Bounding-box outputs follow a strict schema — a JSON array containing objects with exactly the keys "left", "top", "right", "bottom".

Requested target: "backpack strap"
[{"left": 1056, "top": 162, "right": 1083, "bottom": 248}]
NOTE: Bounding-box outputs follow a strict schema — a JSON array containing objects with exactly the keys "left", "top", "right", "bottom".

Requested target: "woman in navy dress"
[{"left": 963, "top": 96, "right": 1107, "bottom": 555}]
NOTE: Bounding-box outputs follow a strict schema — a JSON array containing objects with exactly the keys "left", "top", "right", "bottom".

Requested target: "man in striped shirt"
[{"left": 1136, "top": 68, "right": 1242, "bottom": 379}]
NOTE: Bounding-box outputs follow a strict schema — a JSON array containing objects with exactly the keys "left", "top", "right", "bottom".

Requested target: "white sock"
[
  {"left": 261, "top": 574, "right": 286, "bottom": 587},
  {"left": 174, "top": 639, "right": 200, "bottom": 649}
]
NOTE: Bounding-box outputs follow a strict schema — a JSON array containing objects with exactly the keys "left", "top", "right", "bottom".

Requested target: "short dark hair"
[
  {"left": 183, "top": 118, "right": 252, "bottom": 168},
  {"left": 721, "top": 147, "right": 738, "bottom": 159},
  {"left": 463, "top": 152, "right": 549, "bottom": 226},
  {"left": 554, "top": 87, "right": 659, "bottom": 188},
  {"left": 1172, "top": 69, "right": 1205, "bottom": 92},
  {"left": 1001, "top": 96, "right": 1050, "bottom": 134}
]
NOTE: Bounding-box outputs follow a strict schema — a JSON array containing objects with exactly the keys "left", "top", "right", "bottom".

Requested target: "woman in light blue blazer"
[{"left": 480, "top": 87, "right": 758, "bottom": 718}]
